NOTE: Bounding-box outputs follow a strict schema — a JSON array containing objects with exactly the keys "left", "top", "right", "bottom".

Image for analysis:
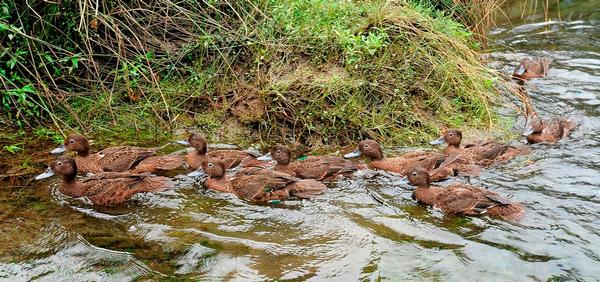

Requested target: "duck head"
[
  {"left": 407, "top": 167, "right": 431, "bottom": 188},
  {"left": 35, "top": 156, "right": 77, "bottom": 181},
  {"left": 430, "top": 129, "right": 462, "bottom": 147},
  {"left": 524, "top": 114, "right": 543, "bottom": 136},
  {"left": 344, "top": 140, "right": 384, "bottom": 160},
  {"left": 179, "top": 133, "right": 208, "bottom": 154},
  {"left": 513, "top": 58, "right": 529, "bottom": 77},
  {"left": 52, "top": 134, "right": 90, "bottom": 155},
  {"left": 201, "top": 158, "right": 226, "bottom": 178},
  {"left": 257, "top": 144, "right": 291, "bottom": 164}
]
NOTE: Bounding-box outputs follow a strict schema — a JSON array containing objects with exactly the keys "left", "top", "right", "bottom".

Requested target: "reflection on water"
[{"left": 2, "top": 0, "right": 600, "bottom": 280}]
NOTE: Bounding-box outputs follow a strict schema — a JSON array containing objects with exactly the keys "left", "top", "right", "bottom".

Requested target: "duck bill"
[
  {"left": 522, "top": 126, "right": 534, "bottom": 136},
  {"left": 34, "top": 167, "right": 55, "bottom": 180},
  {"left": 256, "top": 152, "right": 272, "bottom": 161},
  {"left": 50, "top": 144, "right": 66, "bottom": 154},
  {"left": 187, "top": 169, "right": 205, "bottom": 177},
  {"left": 429, "top": 137, "right": 446, "bottom": 146},
  {"left": 343, "top": 148, "right": 362, "bottom": 158},
  {"left": 514, "top": 64, "right": 526, "bottom": 76},
  {"left": 175, "top": 140, "right": 190, "bottom": 146}
]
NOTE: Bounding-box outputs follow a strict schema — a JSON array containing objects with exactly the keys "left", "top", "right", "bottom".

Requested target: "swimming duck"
[
  {"left": 257, "top": 144, "right": 360, "bottom": 180},
  {"left": 512, "top": 57, "right": 553, "bottom": 81},
  {"left": 177, "top": 133, "right": 267, "bottom": 174},
  {"left": 343, "top": 140, "right": 479, "bottom": 181},
  {"left": 201, "top": 158, "right": 327, "bottom": 202},
  {"left": 34, "top": 156, "right": 174, "bottom": 206},
  {"left": 408, "top": 167, "right": 524, "bottom": 219},
  {"left": 523, "top": 113, "right": 577, "bottom": 144},
  {"left": 51, "top": 134, "right": 182, "bottom": 174},
  {"left": 430, "top": 129, "right": 529, "bottom": 166}
]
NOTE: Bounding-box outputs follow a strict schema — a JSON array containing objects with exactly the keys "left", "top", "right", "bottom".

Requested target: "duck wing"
[
  {"left": 449, "top": 184, "right": 511, "bottom": 214},
  {"left": 544, "top": 118, "right": 566, "bottom": 140},
  {"left": 207, "top": 150, "right": 251, "bottom": 169},
  {"left": 96, "top": 146, "right": 156, "bottom": 172},
  {"left": 539, "top": 57, "right": 553, "bottom": 76},
  {"left": 396, "top": 153, "right": 442, "bottom": 174},
  {"left": 476, "top": 143, "right": 509, "bottom": 161},
  {"left": 130, "top": 154, "right": 184, "bottom": 173},
  {"left": 78, "top": 173, "right": 172, "bottom": 206},
  {"left": 74, "top": 155, "right": 105, "bottom": 174},
  {"left": 428, "top": 153, "right": 476, "bottom": 181},
  {"left": 293, "top": 156, "right": 357, "bottom": 180},
  {"left": 231, "top": 168, "right": 299, "bottom": 200},
  {"left": 285, "top": 179, "right": 327, "bottom": 199},
  {"left": 483, "top": 193, "right": 511, "bottom": 205},
  {"left": 435, "top": 187, "right": 482, "bottom": 215}
]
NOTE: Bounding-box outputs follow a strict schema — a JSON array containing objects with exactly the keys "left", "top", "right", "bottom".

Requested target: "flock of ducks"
[{"left": 34, "top": 57, "right": 576, "bottom": 220}]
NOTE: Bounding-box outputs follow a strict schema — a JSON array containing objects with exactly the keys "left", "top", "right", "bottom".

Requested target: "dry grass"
[{"left": 1, "top": 0, "right": 507, "bottom": 147}]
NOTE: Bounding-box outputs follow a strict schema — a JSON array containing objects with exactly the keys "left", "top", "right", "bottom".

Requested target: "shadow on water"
[{"left": 2, "top": 0, "right": 600, "bottom": 280}]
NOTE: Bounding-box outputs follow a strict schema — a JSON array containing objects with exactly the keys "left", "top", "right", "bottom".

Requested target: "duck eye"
[
  {"left": 276, "top": 150, "right": 281, "bottom": 154},
  {"left": 69, "top": 139, "right": 74, "bottom": 144},
  {"left": 364, "top": 144, "right": 369, "bottom": 148},
  {"left": 57, "top": 161, "right": 63, "bottom": 166},
  {"left": 208, "top": 163, "right": 213, "bottom": 167},
  {"left": 449, "top": 133, "right": 453, "bottom": 136},
  {"left": 412, "top": 172, "right": 417, "bottom": 176}
]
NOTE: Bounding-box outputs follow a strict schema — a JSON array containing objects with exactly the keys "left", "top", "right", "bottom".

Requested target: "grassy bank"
[{"left": 1, "top": 0, "right": 503, "bottom": 154}]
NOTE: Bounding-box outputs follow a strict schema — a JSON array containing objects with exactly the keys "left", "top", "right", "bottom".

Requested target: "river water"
[{"left": 1, "top": 0, "right": 600, "bottom": 280}]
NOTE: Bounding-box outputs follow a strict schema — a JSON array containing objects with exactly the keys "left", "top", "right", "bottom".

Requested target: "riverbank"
[
  {"left": 1, "top": 0, "right": 508, "bottom": 141},
  {"left": 1, "top": 0, "right": 513, "bottom": 181}
]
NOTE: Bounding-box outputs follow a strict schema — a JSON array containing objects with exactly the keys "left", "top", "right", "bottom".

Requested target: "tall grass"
[
  {"left": 1, "top": 0, "right": 505, "bottom": 147},
  {"left": 414, "top": 0, "right": 508, "bottom": 46}
]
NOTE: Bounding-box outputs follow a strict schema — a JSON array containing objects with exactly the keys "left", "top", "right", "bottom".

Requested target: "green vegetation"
[
  {"left": 412, "top": 0, "right": 503, "bottom": 45},
  {"left": 1, "top": 0, "right": 503, "bottom": 148}
]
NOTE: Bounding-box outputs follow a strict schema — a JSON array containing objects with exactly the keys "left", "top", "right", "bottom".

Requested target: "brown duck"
[
  {"left": 344, "top": 140, "right": 479, "bottom": 181},
  {"left": 51, "top": 134, "right": 183, "bottom": 174},
  {"left": 34, "top": 156, "right": 174, "bottom": 206},
  {"left": 408, "top": 167, "right": 524, "bottom": 219},
  {"left": 177, "top": 133, "right": 267, "bottom": 172},
  {"left": 257, "top": 144, "right": 360, "bottom": 180},
  {"left": 430, "top": 129, "right": 529, "bottom": 166},
  {"left": 524, "top": 113, "right": 577, "bottom": 144},
  {"left": 201, "top": 158, "right": 327, "bottom": 203},
  {"left": 512, "top": 57, "right": 553, "bottom": 81}
]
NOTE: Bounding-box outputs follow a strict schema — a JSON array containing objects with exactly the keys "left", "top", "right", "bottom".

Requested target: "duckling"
[
  {"left": 344, "top": 140, "right": 479, "bottom": 181},
  {"left": 408, "top": 167, "right": 524, "bottom": 219},
  {"left": 524, "top": 113, "right": 577, "bottom": 144},
  {"left": 512, "top": 57, "right": 553, "bottom": 81},
  {"left": 430, "top": 129, "right": 529, "bottom": 166},
  {"left": 257, "top": 144, "right": 360, "bottom": 180},
  {"left": 201, "top": 158, "right": 327, "bottom": 202},
  {"left": 34, "top": 156, "right": 174, "bottom": 206},
  {"left": 51, "top": 134, "right": 182, "bottom": 174},
  {"left": 177, "top": 133, "right": 267, "bottom": 173}
]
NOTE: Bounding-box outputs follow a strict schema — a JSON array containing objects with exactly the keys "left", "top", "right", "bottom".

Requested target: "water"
[{"left": 2, "top": 0, "right": 600, "bottom": 280}]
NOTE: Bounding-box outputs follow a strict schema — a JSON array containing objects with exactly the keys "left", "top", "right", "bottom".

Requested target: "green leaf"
[
  {"left": 7, "top": 57, "right": 16, "bottom": 69},
  {"left": 71, "top": 55, "right": 78, "bottom": 68},
  {"left": 21, "top": 84, "right": 36, "bottom": 94},
  {"left": 3, "top": 145, "right": 22, "bottom": 154},
  {"left": 44, "top": 53, "right": 54, "bottom": 63}
]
